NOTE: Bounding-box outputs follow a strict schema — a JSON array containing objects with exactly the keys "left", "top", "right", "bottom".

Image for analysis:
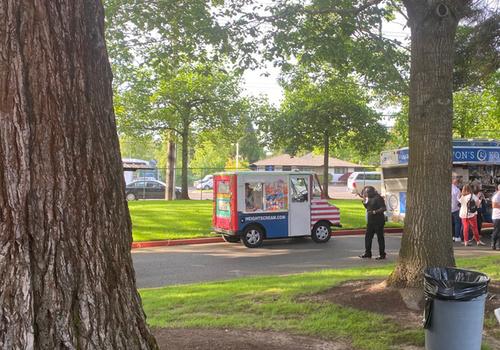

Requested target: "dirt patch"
[
  {"left": 152, "top": 280, "right": 500, "bottom": 349},
  {"left": 152, "top": 328, "right": 352, "bottom": 350}
]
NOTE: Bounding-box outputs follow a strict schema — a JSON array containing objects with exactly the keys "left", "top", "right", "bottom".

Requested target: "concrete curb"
[{"left": 131, "top": 227, "right": 405, "bottom": 249}]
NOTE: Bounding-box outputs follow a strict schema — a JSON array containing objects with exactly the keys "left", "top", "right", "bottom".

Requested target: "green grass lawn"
[
  {"left": 128, "top": 200, "right": 214, "bottom": 241},
  {"left": 128, "top": 199, "right": 404, "bottom": 242},
  {"left": 140, "top": 255, "right": 500, "bottom": 350}
]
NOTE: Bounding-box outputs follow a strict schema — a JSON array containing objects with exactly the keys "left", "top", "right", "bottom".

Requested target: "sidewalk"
[{"left": 131, "top": 227, "right": 404, "bottom": 249}]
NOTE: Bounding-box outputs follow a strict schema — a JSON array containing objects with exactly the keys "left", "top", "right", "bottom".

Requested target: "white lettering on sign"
[
  {"left": 453, "top": 150, "right": 474, "bottom": 160},
  {"left": 245, "top": 215, "right": 286, "bottom": 221},
  {"left": 489, "top": 151, "right": 500, "bottom": 160}
]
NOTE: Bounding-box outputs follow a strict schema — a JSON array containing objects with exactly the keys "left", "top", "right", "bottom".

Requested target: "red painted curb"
[
  {"left": 131, "top": 237, "right": 225, "bottom": 249},
  {"left": 131, "top": 227, "right": 404, "bottom": 249}
]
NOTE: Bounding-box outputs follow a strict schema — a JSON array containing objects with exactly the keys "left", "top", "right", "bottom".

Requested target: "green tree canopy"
[
  {"left": 261, "top": 69, "right": 388, "bottom": 194},
  {"left": 115, "top": 62, "right": 251, "bottom": 198}
]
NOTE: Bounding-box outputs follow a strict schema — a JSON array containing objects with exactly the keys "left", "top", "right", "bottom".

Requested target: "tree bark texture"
[
  {"left": 165, "top": 136, "right": 176, "bottom": 200},
  {"left": 0, "top": 1, "right": 158, "bottom": 349},
  {"left": 180, "top": 117, "right": 190, "bottom": 199},
  {"left": 388, "top": 0, "right": 470, "bottom": 288},
  {"left": 323, "top": 131, "right": 331, "bottom": 199}
]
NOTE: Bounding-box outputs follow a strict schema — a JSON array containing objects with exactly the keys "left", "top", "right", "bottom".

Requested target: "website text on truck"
[
  {"left": 380, "top": 138, "right": 500, "bottom": 223},
  {"left": 211, "top": 171, "right": 342, "bottom": 248}
]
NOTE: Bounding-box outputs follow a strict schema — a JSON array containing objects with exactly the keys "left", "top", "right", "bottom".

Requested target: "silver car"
[{"left": 347, "top": 172, "right": 381, "bottom": 196}]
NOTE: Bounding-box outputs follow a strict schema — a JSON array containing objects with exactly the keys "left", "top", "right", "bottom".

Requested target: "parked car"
[
  {"left": 195, "top": 178, "right": 213, "bottom": 190},
  {"left": 126, "top": 179, "right": 181, "bottom": 201},
  {"left": 347, "top": 172, "right": 381, "bottom": 196},
  {"left": 193, "top": 174, "right": 213, "bottom": 189}
]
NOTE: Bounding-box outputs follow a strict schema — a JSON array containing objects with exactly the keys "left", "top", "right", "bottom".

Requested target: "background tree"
[
  {"left": 230, "top": 0, "right": 499, "bottom": 288},
  {"left": 387, "top": 0, "right": 499, "bottom": 288},
  {"left": 119, "top": 135, "right": 160, "bottom": 161},
  {"left": 238, "top": 123, "right": 267, "bottom": 164},
  {"left": 105, "top": 0, "right": 240, "bottom": 199},
  {"left": 190, "top": 122, "right": 265, "bottom": 172},
  {"left": 115, "top": 63, "right": 249, "bottom": 198},
  {"left": 453, "top": 87, "right": 497, "bottom": 138},
  {"left": 261, "top": 70, "right": 388, "bottom": 197},
  {"left": 190, "top": 140, "right": 233, "bottom": 171},
  {"left": 0, "top": 1, "right": 157, "bottom": 348},
  {"left": 389, "top": 9, "right": 500, "bottom": 144}
]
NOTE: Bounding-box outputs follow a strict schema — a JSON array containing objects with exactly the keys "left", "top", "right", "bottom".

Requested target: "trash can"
[{"left": 423, "top": 267, "right": 490, "bottom": 350}]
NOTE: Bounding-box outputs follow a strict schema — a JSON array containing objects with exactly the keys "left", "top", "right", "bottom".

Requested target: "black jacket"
[{"left": 363, "top": 194, "right": 386, "bottom": 225}]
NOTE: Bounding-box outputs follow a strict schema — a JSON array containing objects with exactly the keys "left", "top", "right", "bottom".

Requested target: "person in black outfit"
[{"left": 359, "top": 186, "right": 387, "bottom": 260}]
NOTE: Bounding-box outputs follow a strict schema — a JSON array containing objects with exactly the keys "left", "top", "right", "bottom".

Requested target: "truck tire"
[
  {"left": 311, "top": 222, "right": 331, "bottom": 243},
  {"left": 222, "top": 234, "right": 240, "bottom": 243},
  {"left": 241, "top": 226, "right": 264, "bottom": 248}
]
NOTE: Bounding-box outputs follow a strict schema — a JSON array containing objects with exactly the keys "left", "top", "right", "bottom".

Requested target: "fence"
[{"left": 124, "top": 166, "right": 376, "bottom": 201}]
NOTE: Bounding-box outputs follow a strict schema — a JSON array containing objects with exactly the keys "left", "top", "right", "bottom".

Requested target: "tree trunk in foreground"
[
  {"left": 388, "top": 0, "right": 469, "bottom": 288},
  {"left": 0, "top": 1, "right": 158, "bottom": 349}
]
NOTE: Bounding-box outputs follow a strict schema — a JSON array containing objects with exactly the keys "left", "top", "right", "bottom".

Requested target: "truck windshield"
[{"left": 291, "top": 178, "right": 308, "bottom": 202}]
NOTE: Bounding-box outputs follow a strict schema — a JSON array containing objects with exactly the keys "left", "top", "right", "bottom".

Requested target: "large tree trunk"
[
  {"left": 165, "top": 134, "right": 177, "bottom": 200},
  {"left": 323, "top": 131, "right": 331, "bottom": 199},
  {"left": 180, "top": 118, "right": 190, "bottom": 199},
  {"left": 0, "top": 1, "right": 158, "bottom": 349},
  {"left": 388, "top": 0, "right": 469, "bottom": 288}
]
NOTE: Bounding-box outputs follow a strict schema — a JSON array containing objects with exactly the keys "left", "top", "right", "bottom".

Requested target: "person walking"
[
  {"left": 459, "top": 184, "right": 485, "bottom": 246},
  {"left": 359, "top": 186, "right": 387, "bottom": 259},
  {"left": 451, "top": 179, "right": 462, "bottom": 242},
  {"left": 491, "top": 184, "right": 500, "bottom": 250}
]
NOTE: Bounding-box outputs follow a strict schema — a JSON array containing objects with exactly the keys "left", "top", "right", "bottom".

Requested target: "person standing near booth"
[
  {"left": 451, "top": 179, "right": 462, "bottom": 242},
  {"left": 459, "top": 184, "right": 485, "bottom": 246},
  {"left": 359, "top": 186, "right": 387, "bottom": 260},
  {"left": 491, "top": 184, "right": 500, "bottom": 250}
]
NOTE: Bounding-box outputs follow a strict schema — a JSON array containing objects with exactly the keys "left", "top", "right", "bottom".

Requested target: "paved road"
[{"left": 132, "top": 232, "right": 497, "bottom": 288}]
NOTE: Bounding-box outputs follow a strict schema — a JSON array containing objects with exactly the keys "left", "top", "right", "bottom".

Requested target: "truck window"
[
  {"left": 245, "top": 183, "right": 262, "bottom": 211},
  {"left": 217, "top": 180, "right": 230, "bottom": 194},
  {"left": 312, "top": 177, "right": 322, "bottom": 197},
  {"left": 291, "top": 178, "right": 308, "bottom": 202},
  {"left": 383, "top": 167, "right": 408, "bottom": 179}
]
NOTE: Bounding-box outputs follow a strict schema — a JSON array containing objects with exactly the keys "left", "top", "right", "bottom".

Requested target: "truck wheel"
[
  {"left": 222, "top": 234, "right": 240, "bottom": 243},
  {"left": 241, "top": 226, "right": 264, "bottom": 248},
  {"left": 311, "top": 222, "right": 331, "bottom": 243},
  {"left": 126, "top": 193, "right": 137, "bottom": 201}
]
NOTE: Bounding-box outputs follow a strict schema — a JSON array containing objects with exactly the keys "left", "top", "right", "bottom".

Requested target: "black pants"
[
  {"left": 365, "top": 222, "right": 386, "bottom": 257},
  {"left": 492, "top": 219, "right": 500, "bottom": 246}
]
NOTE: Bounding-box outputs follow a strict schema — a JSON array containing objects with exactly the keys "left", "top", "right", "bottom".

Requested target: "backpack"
[{"left": 467, "top": 197, "right": 479, "bottom": 213}]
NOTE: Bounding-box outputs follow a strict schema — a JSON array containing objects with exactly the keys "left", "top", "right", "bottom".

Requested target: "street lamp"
[
  {"left": 236, "top": 142, "right": 239, "bottom": 170},
  {"left": 232, "top": 142, "right": 239, "bottom": 170}
]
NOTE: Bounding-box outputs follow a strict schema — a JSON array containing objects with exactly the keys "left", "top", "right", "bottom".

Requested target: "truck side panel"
[{"left": 238, "top": 212, "right": 289, "bottom": 238}]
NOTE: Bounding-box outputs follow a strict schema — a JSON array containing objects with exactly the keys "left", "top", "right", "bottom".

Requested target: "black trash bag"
[{"left": 422, "top": 267, "right": 489, "bottom": 329}]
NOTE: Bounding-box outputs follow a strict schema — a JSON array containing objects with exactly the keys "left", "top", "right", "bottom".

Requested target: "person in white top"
[
  {"left": 451, "top": 179, "right": 462, "bottom": 242},
  {"left": 458, "top": 184, "right": 485, "bottom": 246},
  {"left": 491, "top": 184, "right": 500, "bottom": 250}
]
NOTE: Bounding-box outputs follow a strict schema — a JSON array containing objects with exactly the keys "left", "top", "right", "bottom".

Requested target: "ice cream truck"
[{"left": 212, "top": 171, "right": 342, "bottom": 248}]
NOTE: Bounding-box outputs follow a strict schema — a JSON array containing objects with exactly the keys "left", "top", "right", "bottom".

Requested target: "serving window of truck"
[
  {"left": 212, "top": 171, "right": 341, "bottom": 248},
  {"left": 380, "top": 138, "right": 500, "bottom": 223}
]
